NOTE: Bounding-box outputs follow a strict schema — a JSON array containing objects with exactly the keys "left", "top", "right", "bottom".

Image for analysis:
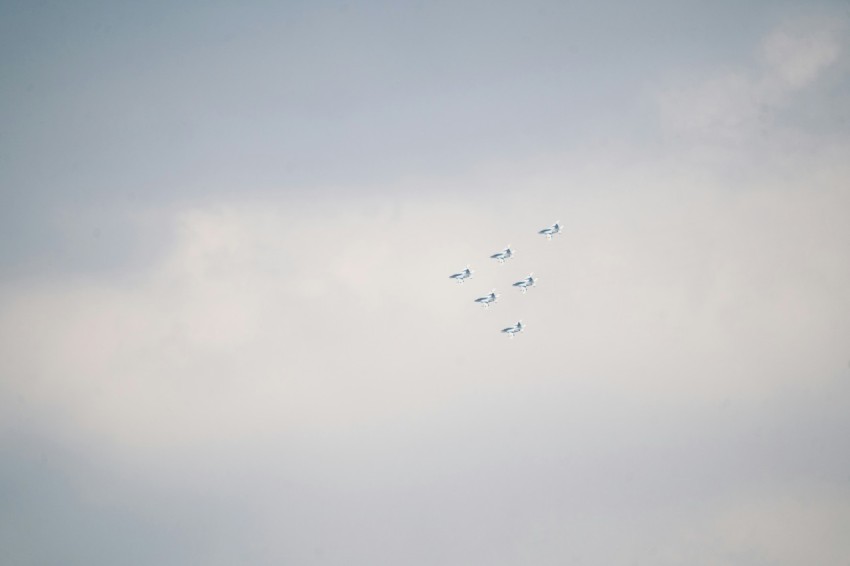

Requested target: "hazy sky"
[{"left": 2, "top": 1, "right": 850, "bottom": 565}]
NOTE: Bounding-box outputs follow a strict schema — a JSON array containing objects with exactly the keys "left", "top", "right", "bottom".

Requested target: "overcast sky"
[{"left": 2, "top": 1, "right": 850, "bottom": 565}]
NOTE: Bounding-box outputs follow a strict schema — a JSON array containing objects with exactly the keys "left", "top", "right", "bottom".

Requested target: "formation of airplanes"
[{"left": 449, "top": 221, "right": 560, "bottom": 337}]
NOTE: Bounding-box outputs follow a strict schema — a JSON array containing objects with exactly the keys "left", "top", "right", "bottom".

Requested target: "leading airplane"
[
  {"left": 449, "top": 266, "right": 473, "bottom": 284},
  {"left": 501, "top": 321, "right": 524, "bottom": 337},
  {"left": 512, "top": 273, "right": 537, "bottom": 293},
  {"left": 474, "top": 290, "right": 499, "bottom": 308},
  {"left": 490, "top": 245, "right": 514, "bottom": 263},
  {"left": 538, "top": 222, "right": 561, "bottom": 240}
]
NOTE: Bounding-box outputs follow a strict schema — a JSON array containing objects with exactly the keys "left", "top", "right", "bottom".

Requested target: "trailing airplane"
[
  {"left": 538, "top": 222, "right": 561, "bottom": 240},
  {"left": 449, "top": 266, "right": 473, "bottom": 284},
  {"left": 490, "top": 246, "right": 514, "bottom": 263},
  {"left": 512, "top": 273, "right": 537, "bottom": 293},
  {"left": 474, "top": 290, "right": 499, "bottom": 308},
  {"left": 501, "top": 321, "right": 524, "bottom": 337}
]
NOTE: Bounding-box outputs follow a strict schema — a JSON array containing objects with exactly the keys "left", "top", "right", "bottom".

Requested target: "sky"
[{"left": 1, "top": 1, "right": 850, "bottom": 564}]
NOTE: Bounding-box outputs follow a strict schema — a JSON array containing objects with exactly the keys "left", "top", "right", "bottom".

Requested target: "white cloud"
[{"left": 2, "top": 150, "right": 849, "bottom": 464}]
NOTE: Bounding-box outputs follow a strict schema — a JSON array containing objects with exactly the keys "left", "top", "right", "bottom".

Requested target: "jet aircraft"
[
  {"left": 538, "top": 222, "right": 561, "bottom": 240},
  {"left": 490, "top": 246, "right": 514, "bottom": 263},
  {"left": 512, "top": 273, "right": 537, "bottom": 293},
  {"left": 501, "top": 321, "right": 524, "bottom": 337},
  {"left": 474, "top": 290, "right": 499, "bottom": 308},
  {"left": 449, "top": 266, "right": 473, "bottom": 284}
]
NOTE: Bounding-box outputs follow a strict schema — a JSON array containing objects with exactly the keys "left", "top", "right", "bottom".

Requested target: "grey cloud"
[{"left": 0, "top": 0, "right": 807, "bottom": 276}]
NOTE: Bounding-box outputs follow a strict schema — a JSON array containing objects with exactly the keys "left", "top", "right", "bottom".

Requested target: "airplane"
[
  {"left": 474, "top": 290, "right": 499, "bottom": 308},
  {"left": 501, "top": 321, "right": 524, "bottom": 337},
  {"left": 512, "top": 273, "right": 537, "bottom": 293},
  {"left": 449, "top": 266, "right": 473, "bottom": 284},
  {"left": 538, "top": 222, "right": 561, "bottom": 240},
  {"left": 490, "top": 245, "right": 514, "bottom": 263}
]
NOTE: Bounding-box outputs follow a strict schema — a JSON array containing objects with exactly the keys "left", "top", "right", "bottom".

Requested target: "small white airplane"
[
  {"left": 449, "top": 266, "right": 473, "bottom": 284},
  {"left": 512, "top": 273, "right": 537, "bottom": 293},
  {"left": 501, "top": 321, "right": 524, "bottom": 337},
  {"left": 538, "top": 222, "right": 561, "bottom": 240},
  {"left": 474, "top": 290, "right": 499, "bottom": 308},
  {"left": 490, "top": 246, "right": 514, "bottom": 263}
]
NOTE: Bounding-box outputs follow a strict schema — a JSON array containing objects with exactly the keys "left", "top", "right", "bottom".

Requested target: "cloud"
[
  {"left": 2, "top": 142, "right": 849, "bottom": 459},
  {"left": 760, "top": 19, "right": 845, "bottom": 89},
  {"left": 646, "top": 485, "right": 850, "bottom": 565},
  {"left": 2, "top": 6, "right": 850, "bottom": 565},
  {"left": 655, "top": 14, "right": 847, "bottom": 143}
]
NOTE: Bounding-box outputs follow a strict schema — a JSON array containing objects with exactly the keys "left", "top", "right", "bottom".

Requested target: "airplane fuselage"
[
  {"left": 539, "top": 223, "right": 561, "bottom": 239},
  {"left": 490, "top": 248, "right": 513, "bottom": 263},
  {"left": 512, "top": 275, "right": 536, "bottom": 293},
  {"left": 449, "top": 268, "right": 473, "bottom": 283},
  {"left": 501, "top": 322, "right": 524, "bottom": 337},
  {"left": 474, "top": 293, "right": 498, "bottom": 307}
]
